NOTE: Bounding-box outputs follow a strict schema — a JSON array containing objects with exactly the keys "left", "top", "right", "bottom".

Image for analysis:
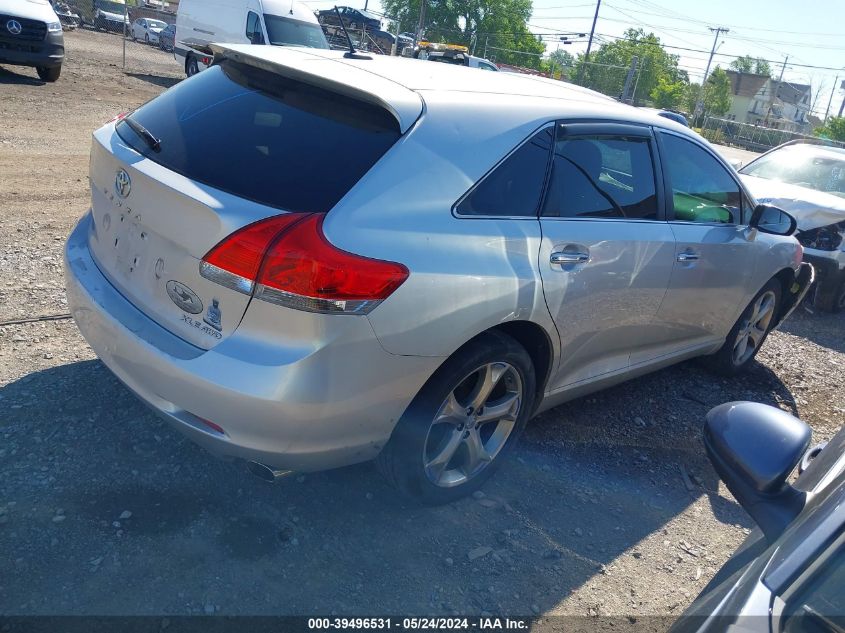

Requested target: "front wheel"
[
  {"left": 704, "top": 280, "right": 781, "bottom": 376},
  {"left": 376, "top": 331, "right": 536, "bottom": 504},
  {"left": 36, "top": 65, "right": 61, "bottom": 82}
]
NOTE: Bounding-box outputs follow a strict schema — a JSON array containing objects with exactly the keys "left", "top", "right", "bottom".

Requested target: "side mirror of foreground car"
[
  {"left": 704, "top": 402, "right": 810, "bottom": 543},
  {"left": 749, "top": 203, "right": 798, "bottom": 236}
]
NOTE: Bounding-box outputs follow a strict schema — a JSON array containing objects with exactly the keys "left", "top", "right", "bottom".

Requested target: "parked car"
[
  {"left": 639, "top": 107, "right": 690, "bottom": 127},
  {"left": 469, "top": 55, "right": 498, "bottom": 71},
  {"left": 673, "top": 401, "right": 845, "bottom": 632},
  {"left": 65, "top": 45, "right": 813, "bottom": 503},
  {"left": 0, "top": 0, "right": 64, "bottom": 82},
  {"left": 175, "top": 0, "right": 328, "bottom": 77},
  {"left": 131, "top": 17, "right": 167, "bottom": 45},
  {"left": 739, "top": 141, "right": 845, "bottom": 313},
  {"left": 316, "top": 5, "right": 380, "bottom": 31},
  {"left": 158, "top": 23, "right": 175, "bottom": 52},
  {"left": 90, "top": 0, "right": 129, "bottom": 33}
]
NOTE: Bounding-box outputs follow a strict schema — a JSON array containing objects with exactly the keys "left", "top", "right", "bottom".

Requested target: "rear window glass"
[{"left": 116, "top": 60, "right": 399, "bottom": 213}]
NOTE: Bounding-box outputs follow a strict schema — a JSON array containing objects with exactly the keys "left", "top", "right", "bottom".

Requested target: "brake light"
[
  {"left": 200, "top": 214, "right": 307, "bottom": 293},
  {"left": 200, "top": 214, "right": 408, "bottom": 314}
]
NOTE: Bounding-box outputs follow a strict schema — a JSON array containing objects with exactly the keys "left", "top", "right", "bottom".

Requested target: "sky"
[{"left": 301, "top": 0, "right": 845, "bottom": 118}]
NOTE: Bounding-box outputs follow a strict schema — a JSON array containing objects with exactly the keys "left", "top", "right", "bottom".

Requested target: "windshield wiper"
[{"left": 123, "top": 117, "right": 162, "bottom": 153}]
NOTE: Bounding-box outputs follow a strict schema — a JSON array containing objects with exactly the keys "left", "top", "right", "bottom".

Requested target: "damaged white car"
[{"left": 740, "top": 141, "right": 845, "bottom": 312}]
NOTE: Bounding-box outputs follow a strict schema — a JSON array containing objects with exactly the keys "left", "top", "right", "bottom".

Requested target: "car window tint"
[
  {"left": 456, "top": 127, "right": 553, "bottom": 217},
  {"left": 542, "top": 132, "right": 658, "bottom": 219},
  {"left": 783, "top": 545, "right": 845, "bottom": 633},
  {"left": 661, "top": 133, "right": 741, "bottom": 224},
  {"left": 116, "top": 60, "right": 400, "bottom": 213}
]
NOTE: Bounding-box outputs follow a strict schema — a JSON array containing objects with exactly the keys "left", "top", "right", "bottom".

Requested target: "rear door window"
[
  {"left": 116, "top": 60, "right": 400, "bottom": 213},
  {"left": 542, "top": 131, "right": 659, "bottom": 220}
]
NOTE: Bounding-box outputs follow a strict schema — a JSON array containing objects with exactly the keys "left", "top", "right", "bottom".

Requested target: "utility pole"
[
  {"left": 838, "top": 86, "right": 845, "bottom": 118},
  {"left": 621, "top": 56, "right": 638, "bottom": 104},
  {"left": 578, "top": 0, "right": 601, "bottom": 83},
  {"left": 694, "top": 26, "right": 729, "bottom": 121},
  {"left": 765, "top": 55, "right": 788, "bottom": 126},
  {"left": 416, "top": 0, "right": 426, "bottom": 41},
  {"left": 483, "top": 36, "right": 488, "bottom": 59},
  {"left": 824, "top": 75, "right": 838, "bottom": 122},
  {"left": 392, "top": 20, "right": 401, "bottom": 55}
]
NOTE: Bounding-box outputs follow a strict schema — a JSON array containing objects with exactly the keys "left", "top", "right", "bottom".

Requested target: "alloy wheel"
[
  {"left": 423, "top": 362, "right": 523, "bottom": 488},
  {"left": 733, "top": 290, "right": 776, "bottom": 365}
]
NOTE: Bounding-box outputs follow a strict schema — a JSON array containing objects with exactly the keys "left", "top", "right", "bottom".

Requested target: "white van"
[{"left": 175, "top": 0, "right": 329, "bottom": 77}]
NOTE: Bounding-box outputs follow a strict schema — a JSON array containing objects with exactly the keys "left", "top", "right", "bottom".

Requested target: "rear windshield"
[
  {"left": 265, "top": 14, "right": 329, "bottom": 49},
  {"left": 116, "top": 60, "right": 399, "bottom": 212}
]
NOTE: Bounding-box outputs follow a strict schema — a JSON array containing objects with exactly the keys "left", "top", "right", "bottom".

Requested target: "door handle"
[
  {"left": 551, "top": 251, "right": 590, "bottom": 265},
  {"left": 676, "top": 252, "right": 699, "bottom": 262}
]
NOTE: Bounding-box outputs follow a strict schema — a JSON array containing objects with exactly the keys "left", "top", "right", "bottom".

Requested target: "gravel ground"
[{"left": 1, "top": 29, "right": 843, "bottom": 620}]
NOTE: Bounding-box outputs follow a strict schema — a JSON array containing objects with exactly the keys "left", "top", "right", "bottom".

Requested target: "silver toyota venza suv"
[{"left": 65, "top": 44, "right": 813, "bottom": 503}]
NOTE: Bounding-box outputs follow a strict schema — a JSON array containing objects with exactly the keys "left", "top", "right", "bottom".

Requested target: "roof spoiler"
[{"left": 208, "top": 44, "right": 423, "bottom": 133}]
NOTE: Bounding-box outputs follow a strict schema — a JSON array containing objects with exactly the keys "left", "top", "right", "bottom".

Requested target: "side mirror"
[
  {"left": 749, "top": 204, "right": 797, "bottom": 236},
  {"left": 704, "top": 402, "right": 810, "bottom": 543}
]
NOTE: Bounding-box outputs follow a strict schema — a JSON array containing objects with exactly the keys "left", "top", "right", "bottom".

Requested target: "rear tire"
[
  {"left": 36, "top": 65, "right": 61, "bottom": 82},
  {"left": 376, "top": 331, "right": 536, "bottom": 505},
  {"left": 186, "top": 55, "right": 199, "bottom": 77},
  {"left": 703, "top": 280, "right": 781, "bottom": 376},
  {"left": 144, "top": 33, "right": 149, "bottom": 44}
]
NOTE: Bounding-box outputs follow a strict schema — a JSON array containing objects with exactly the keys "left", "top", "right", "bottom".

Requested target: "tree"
[
  {"left": 702, "top": 66, "right": 732, "bottom": 116},
  {"left": 814, "top": 116, "right": 845, "bottom": 142},
  {"left": 650, "top": 76, "right": 686, "bottom": 109},
  {"left": 546, "top": 48, "right": 574, "bottom": 78},
  {"left": 572, "top": 28, "right": 685, "bottom": 103},
  {"left": 730, "top": 55, "right": 771, "bottom": 76},
  {"left": 382, "top": 0, "right": 545, "bottom": 68},
  {"left": 684, "top": 82, "right": 701, "bottom": 114}
]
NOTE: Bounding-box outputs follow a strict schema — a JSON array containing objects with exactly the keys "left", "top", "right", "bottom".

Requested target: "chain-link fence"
[
  {"left": 568, "top": 59, "right": 642, "bottom": 104},
  {"left": 700, "top": 116, "right": 845, "bottom": 152},
  {"left": 57, "top": 2, "right": 182, "bottom": 80}
]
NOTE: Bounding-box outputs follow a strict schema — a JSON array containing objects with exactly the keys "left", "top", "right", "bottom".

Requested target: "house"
[
  {"left": 724, "top": 70, "right": 770, "bottom": 123},
  {"left": 723, "top": 70, "right": 812, "bottom": 133}
]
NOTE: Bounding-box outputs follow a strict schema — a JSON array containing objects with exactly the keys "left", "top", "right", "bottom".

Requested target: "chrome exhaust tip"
[{"left": 246, "top": 461, "right": 293, "bottom": 482}]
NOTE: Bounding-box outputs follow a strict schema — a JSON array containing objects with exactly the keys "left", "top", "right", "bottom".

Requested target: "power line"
[
  {"left": 605, "top": 0, "right": 845, "bottom": 37},
  {"left": 591, "top": 32, "right": 845, "bottom": 72}
]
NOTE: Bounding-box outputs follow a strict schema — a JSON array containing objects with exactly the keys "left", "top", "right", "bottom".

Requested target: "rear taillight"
[{"left": 200, "top": 214, "right": 408, "bottom": 314}]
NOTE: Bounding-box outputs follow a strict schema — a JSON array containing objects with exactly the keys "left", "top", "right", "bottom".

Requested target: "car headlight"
[
  {"left": 47, "top": 21, "right": 62, "bottom": 32},
  {"left": 796, "top": 222, "right": 844, "bottom": 251}
]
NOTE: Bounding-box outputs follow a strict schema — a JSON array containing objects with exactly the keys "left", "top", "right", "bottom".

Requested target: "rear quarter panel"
[{"left": 324, "top": 93, "right": 559, "bottom": 361}]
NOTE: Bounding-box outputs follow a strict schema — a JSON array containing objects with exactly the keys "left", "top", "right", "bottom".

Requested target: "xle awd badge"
[
  {"left": 203, "top": 298, "right": 222, "bottom": 331},
  {"left": 166, "top": 280, "right": 203, "bottom": 314}
]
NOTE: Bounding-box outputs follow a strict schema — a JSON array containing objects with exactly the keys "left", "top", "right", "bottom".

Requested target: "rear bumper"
[
  {"left": 65, "top": 212, "right": 440, "bottom": 472},
  {"left": 0, "top": 32, "right": 64, "bottom": 68}
]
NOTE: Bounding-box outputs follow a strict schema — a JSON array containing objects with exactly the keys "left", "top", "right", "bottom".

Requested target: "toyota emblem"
[
  {"left": 115, "top": 169, "right": 131, "bottom": 198},
  {"left": 6, "top": 20, "right": 22, "bottom": 35}
]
